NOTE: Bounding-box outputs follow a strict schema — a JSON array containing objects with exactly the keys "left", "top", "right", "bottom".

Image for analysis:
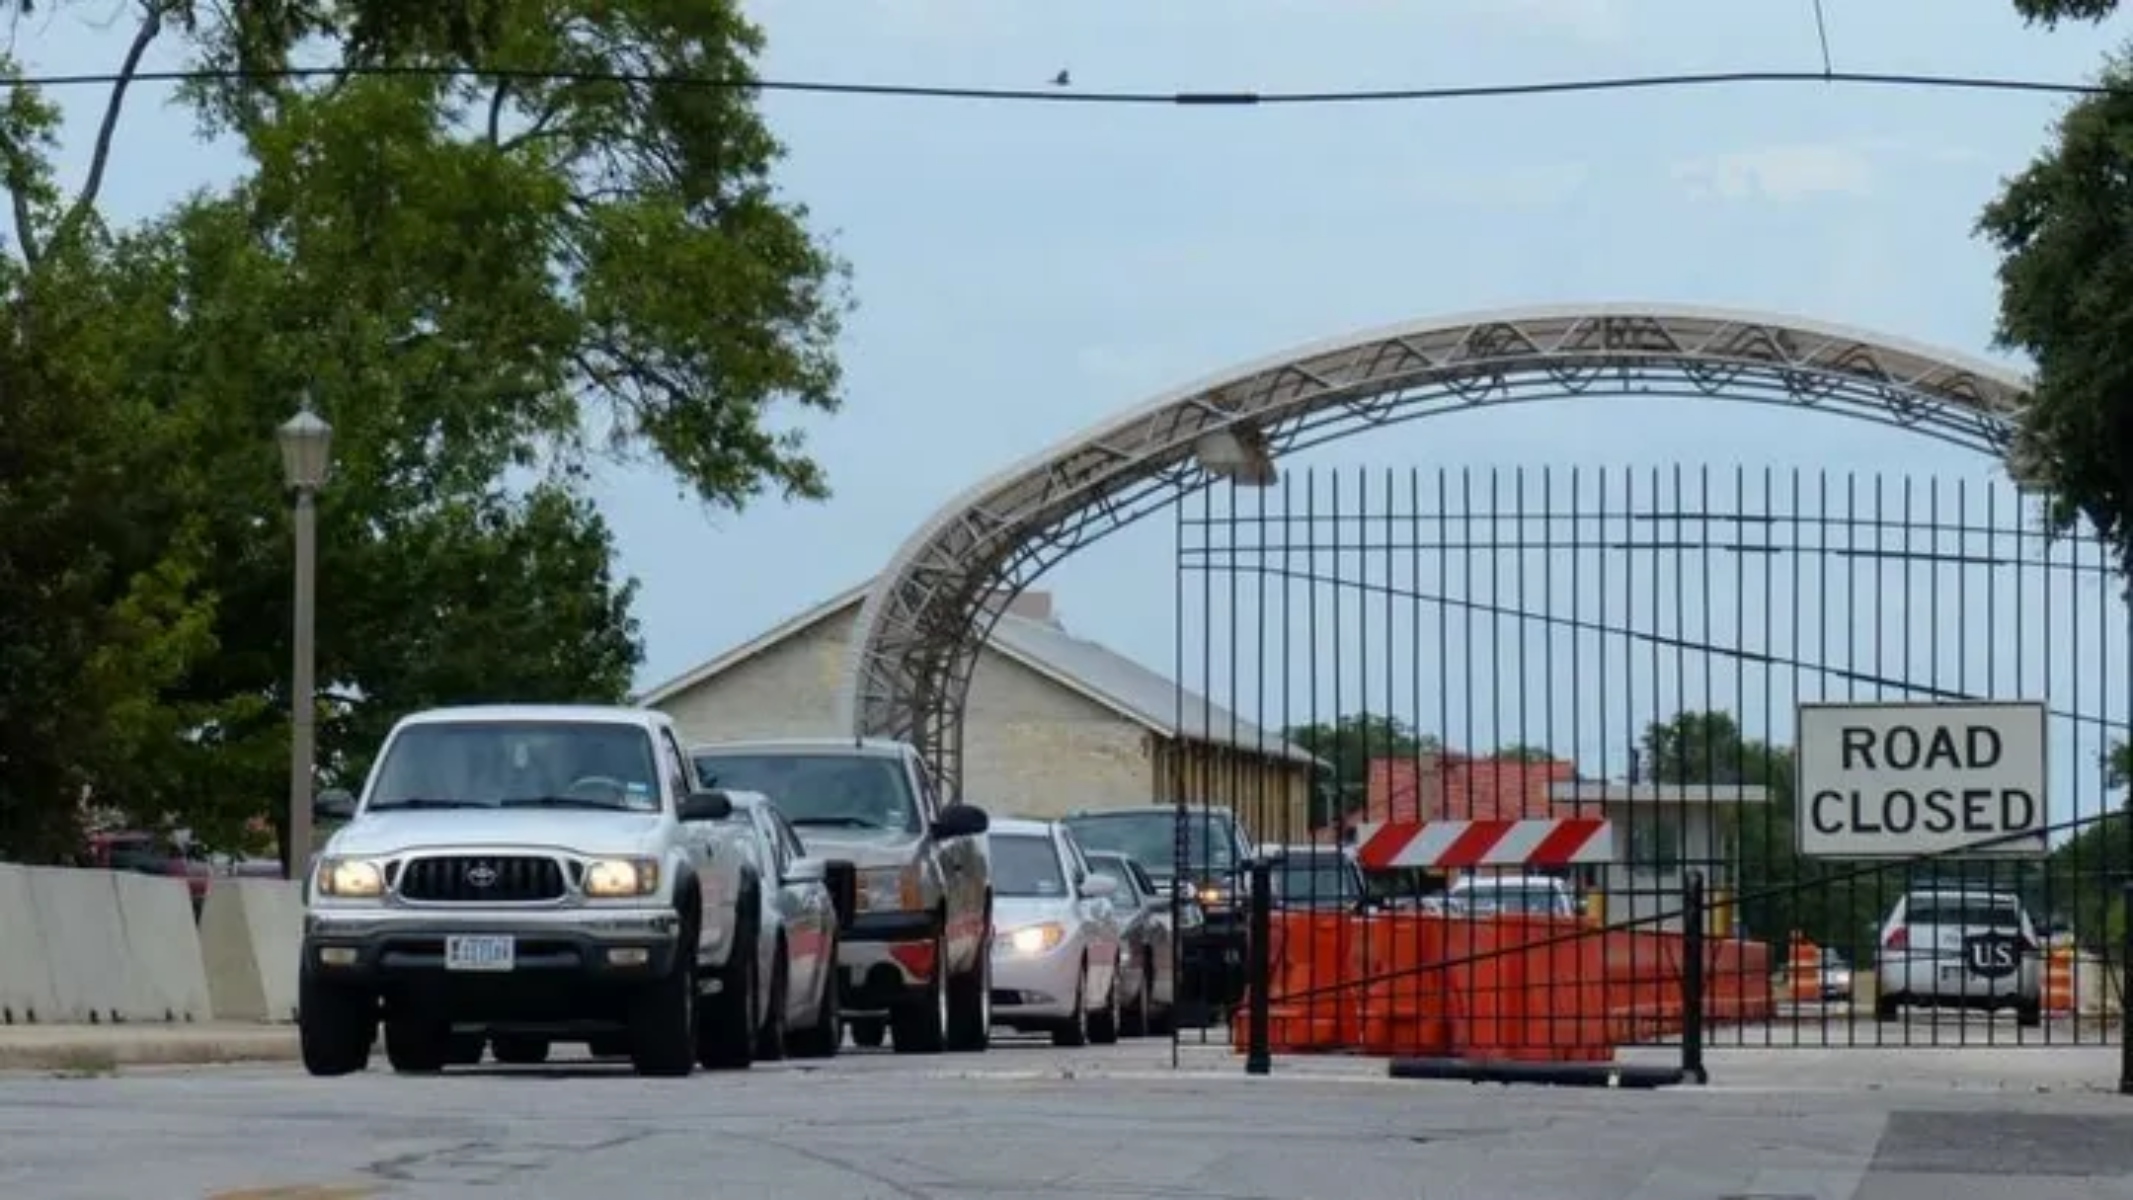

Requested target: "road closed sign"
[{"left": 1795, "top": 701, "right": 2047, "bottom": 860}]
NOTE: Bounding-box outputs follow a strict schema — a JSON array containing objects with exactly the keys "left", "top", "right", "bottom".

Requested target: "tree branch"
[
  {"left": 55, "top": 0, "right": 163, "bottom": 247},
  {"left": 486, "top": 78, "right": 509, "bottom": 145},
  {"left": 0, "top": 130, "right": 41, "bottom": 265}
]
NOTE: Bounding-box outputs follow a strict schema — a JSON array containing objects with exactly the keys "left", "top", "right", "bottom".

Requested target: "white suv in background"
[{"left": 1873, "top": 888, "right": 2043, "bottom": 1027}]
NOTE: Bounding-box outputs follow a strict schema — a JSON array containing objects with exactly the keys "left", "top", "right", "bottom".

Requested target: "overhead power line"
[{"left": 0, "top": 63, "right": 2125, "bottom": 105}]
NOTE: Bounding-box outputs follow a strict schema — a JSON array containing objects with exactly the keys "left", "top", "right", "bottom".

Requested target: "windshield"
[
  {"left": 1087, "top": 857, "right": 1142, "bottom": 905},
  {"left": 368, "top": 722, "right": 660, "bottom": 812},
  {"left": 1908, "top": 895, "right": 2023, "bottom": 929},
  {"left": 693, "top": 752, "right": 919, "bottom": 834},
  {"left": 1065, "top": 811, "right": 1237, "bottom": 878},
  {"left": 1273, "top": 856, "right": 1361, "bottom": 904},
  {"left": 992, "top": 834, "right": 1069, "bottom": 898}
]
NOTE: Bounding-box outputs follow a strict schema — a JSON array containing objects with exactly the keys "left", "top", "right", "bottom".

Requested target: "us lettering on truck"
[{"left": 1793, "top": 701, "right": 2048, "bottom": 861}]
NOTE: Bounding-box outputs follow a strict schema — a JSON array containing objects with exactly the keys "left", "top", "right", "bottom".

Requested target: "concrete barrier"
[
  {"left": 197, "top": 878, "right": 302, "bottom": 1023},
  {"left": 24, "top": 867, "right": 159, "bottom": 1023},
  {"left": 0, "top": 864, "right": 58, "bottom": 1024},
  {"left": 110, "top": 872, "right": 212, "bottom": 1022}
]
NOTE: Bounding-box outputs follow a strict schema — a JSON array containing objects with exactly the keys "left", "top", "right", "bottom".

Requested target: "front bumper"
[
  {"left": 838, "top": 909, "right": 943, "bottom": 1015},
  {"left": 303, "top": 906, "right": 686, "bottom": 1031},
  {"left": 990, "top": 932, "right": 1086, "bottom": 1022}
]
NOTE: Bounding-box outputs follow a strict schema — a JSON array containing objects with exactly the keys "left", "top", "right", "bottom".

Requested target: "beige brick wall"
[{"left": 654, "top": 605, "right": 1152, "bottom": 817}]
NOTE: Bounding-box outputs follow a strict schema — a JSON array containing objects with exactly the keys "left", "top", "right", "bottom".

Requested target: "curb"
[{"left": 0, "top": 1029, "right": 298, "bottom": 1072}]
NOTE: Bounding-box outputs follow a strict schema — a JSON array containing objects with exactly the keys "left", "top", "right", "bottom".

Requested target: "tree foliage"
[
  {"left": 0, "top": 0, "right": 847, "bottom": 858},
  {"left": 1283, "top": 713, "right": 1439, "bottom": 825},
  {"left": 1978, "top": 17, "right": 2133, "bottom": 572}
]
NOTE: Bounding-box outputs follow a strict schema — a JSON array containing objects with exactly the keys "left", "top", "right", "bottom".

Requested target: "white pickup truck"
[{"left": 298, "top": 704, "right": 756, "bottom": 1078}]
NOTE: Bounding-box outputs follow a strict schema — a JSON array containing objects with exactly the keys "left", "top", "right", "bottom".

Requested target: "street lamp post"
[{"left": 277, "top": 404, "right": 332, "bottom": 881}]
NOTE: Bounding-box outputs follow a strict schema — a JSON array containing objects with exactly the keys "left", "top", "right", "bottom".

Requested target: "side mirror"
[
  {"left": 1080, "top": 874, "right": 1117, "bottom": 900},
  {"left": 929, "top": 803, "right": 989, "bottom": 840},
  {"left": 314, "top": 789, "right": 358, "bottom": 821},
  {"left": 678, "top": 790, "right": 734, "bottom": 823},
  {"left": 785, "top": 856, "right": 827, "bottom": 885}
]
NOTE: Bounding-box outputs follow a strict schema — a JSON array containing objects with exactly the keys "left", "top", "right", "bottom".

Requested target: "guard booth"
[{"left": 1548, "top": 781, "right": 1772, "bottom": 935}]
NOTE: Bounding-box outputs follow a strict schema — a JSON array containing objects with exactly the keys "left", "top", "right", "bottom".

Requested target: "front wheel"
[
  {"left": 1121, "top": 952, "right": 1153, "bottom": 1037},
  {"left": 1052, "top": 964, "right": 1090, "bottom": 1048},
  {"left": 850, "top": 1018, "right": 886, "bottom": 1048},
  {"left": 383, "top": 1018, "right": 450, "bottom": 1074},
  {"left": 946, "top": 930, "right": 992, "bottom": 1053},
  {"left": 1088, "top": 960, "right": 1121, "bottom": 1046},
  {"left": 297, "top": 969, "right": 375, "bottom": 1077},
  {"left": 787, "top": 940, "right": 843, "bottom": 1060},
  {"left": 756, "top": 948, "right": 789, "bottom": 1062},
  {"left": 698, "top": 928, "right": 757, "bottom": 1071},
  {"left": 2016, "top": 996, "right": 2043, "bottom": 1028},
  {"left": 629, "top": 938, "right": 699, "bottom": 1078},
  {"left": 891, "top": 932, "right": 949, "bottom": 1054}
]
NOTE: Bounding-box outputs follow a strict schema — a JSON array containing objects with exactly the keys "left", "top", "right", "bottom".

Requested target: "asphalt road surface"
[{"left": 4, "top": 1034, "right": 2133, "bottom": 1199}]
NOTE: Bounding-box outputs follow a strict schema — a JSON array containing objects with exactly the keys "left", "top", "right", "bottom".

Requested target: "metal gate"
[{"left": 1167, "top": 464, "right": 2130, "bottom": 1059}]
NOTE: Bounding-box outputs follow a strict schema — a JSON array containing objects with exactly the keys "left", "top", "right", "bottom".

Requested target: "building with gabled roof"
[{"left": 635, "top": 583, "right": 1319, "bottom": 833}]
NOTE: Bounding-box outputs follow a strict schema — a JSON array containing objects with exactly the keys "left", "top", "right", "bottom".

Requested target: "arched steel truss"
[{"left": 839, "top": 304, "right": 2034, "bottom": 800}]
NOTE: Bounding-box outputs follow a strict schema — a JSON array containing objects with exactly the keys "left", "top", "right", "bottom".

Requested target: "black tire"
[
  {"left": 1088, "top": 960, "right": 1121, "bottom": 1046},
  {"left": 756, "top": 946, "right": 789, "bottom": 1062},
  {"left": 384, "top": 1017, "right": 450, "bottom": 1074},
  {"left": 1874, "top": 993, "right": 1901, "bottom": 1022},
  {"left": 891, "top": 931, "right": 949, "bottom": 1054},
  {"left": 447, "top": 1033, "right": 486, "bottom": 1065},
  {"left": 1051, "top": 963, "right": 1090, "bottom": 1048},
  {"left": 787, "top": 940, "right": 843, "bottom": 1060},
  {"left": 297, "top": 968, "right": 375, "bottom": 1077},
  {"left": 491, "top": 1035, "right": 550, "bottom": 1065},
  {"left": 629, "top": 921, "right": 699, "bottom": 1078},
  {"left": 1121, "top": 952, "right": 1153, "bottom": 1038},
  {"left": 2017, "top": 996, "right": 2044, "bottom": 1028},
  {"left": 850, "top": 1018, "right": 886, "bottom": 1048},
  {"left": 946, "top": 923, "right": 992, "bottom": 1053},
  {"left": 698, "top": 920, "right": 757, "bottom": 1071}
]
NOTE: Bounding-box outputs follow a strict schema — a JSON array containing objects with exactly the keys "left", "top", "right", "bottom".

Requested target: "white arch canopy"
[{"left": 839, "top": 303, "right": 2034, "bottom": 801}]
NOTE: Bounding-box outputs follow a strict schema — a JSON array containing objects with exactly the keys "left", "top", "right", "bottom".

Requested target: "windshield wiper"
[
  {"left": 366, "top": 797, "right": 486, "bottom": 811},
  {"left": 499, "top": 795, "right": 627, "bottom": 811},
  {"left": 788, "top": 816, "right": 882, "bottom": 829}
]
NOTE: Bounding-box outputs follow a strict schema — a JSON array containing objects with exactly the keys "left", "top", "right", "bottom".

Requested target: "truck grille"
[{"left": 396, "top": 855, "right": 567, "bottom": 903}]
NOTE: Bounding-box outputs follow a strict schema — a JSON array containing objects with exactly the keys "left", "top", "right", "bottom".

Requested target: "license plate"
[{"left": 444, "top": 935, "right": 515, "bottom": 972}]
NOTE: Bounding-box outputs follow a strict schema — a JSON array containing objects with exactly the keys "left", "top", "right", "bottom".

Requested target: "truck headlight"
[
  {"left": 584, "top": 858, "right": 660, "bottom": 898},
  {"left": 856, "top": 865, "right": 921, "bottom": 913},
  {"left": 316, "top": 857, "right": 385, "bottom": 898}
]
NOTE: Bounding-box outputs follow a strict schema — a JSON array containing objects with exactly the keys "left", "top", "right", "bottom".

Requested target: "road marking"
[{"left": 206, "top": 1186, "right": 378, "bottom": 1199}]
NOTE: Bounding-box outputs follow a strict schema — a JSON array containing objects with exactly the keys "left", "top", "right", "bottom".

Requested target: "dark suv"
[{"left": 1063, "top": 805, "right": 1254, "bottom": 1017}]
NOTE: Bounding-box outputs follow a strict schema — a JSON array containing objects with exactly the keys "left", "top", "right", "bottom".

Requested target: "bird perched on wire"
[{"left": 1051, "top": 69, "right": 1071, "bottom": 87}]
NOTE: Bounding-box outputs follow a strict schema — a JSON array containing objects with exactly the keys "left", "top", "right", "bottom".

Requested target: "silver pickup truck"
[
  {"left": 691, "top": 737, "right": 994, "bottom": 1053},
  {"left": 298, "top": 704, "right": 756, "bottom": 1078}
]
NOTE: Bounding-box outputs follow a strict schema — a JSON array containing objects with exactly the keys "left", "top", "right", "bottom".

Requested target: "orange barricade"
[
  {"left": 1236, "top": 908, "right": 1775, "bottom": 1062},
  {"left": 2046, "top": 946, "right": 2075, "bottom": 1014},
  {"left": 1782, "top": 933, "right": 1824, "bottom": 1002}
]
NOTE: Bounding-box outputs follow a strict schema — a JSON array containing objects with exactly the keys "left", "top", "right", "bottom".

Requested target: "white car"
[
  {"left": 299, "top": 704, "right": 752, "bottom": 1078},
  {"left": 1445, "top": 873, "right": 1579, "bottom": 918},
  {"left": 1874, "top": 888, "right": 2043, "bottom": 1026},
  {"left": 988, "top": 818, "right": 1125, "bottom": 1046}
]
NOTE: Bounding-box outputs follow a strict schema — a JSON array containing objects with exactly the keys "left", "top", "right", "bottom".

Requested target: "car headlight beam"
[{"left": 584, "top": 857, "right": 660, "bottom": 898}]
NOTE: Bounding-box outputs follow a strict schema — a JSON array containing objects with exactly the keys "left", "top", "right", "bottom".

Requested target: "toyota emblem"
[{"left": 464, "top": 864, "right": 499, "bottom": 889}]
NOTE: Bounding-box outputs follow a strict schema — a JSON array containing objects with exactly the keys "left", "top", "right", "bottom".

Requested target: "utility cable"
[{"left": 0, "top": 63, "right": 2123, "bottom": 105}]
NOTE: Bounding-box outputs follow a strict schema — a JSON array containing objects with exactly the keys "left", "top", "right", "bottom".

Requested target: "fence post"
[
  {"left": 1244, "top": 856, "right": 1273, "bottom": 1076},
  {"left": 2119, "top": 882, "right": 2133, "bottom": 1096},
  {"left": 1681, "top": 869, "right": 1708, "bottom": 1086}
]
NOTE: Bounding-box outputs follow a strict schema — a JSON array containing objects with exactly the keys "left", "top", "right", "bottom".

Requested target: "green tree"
[
  {"left": 1283, "top": 713, "right": 1440, "bottom": 827},
  {"left": 1977, "top": 28, "right": 2133, "bottom": 571},
  {"left": 0, "top": 0, "right": 847, "bottom": 855},
  {"left": 1494, "top": 743, "right": 1555, "bottom": 763}
]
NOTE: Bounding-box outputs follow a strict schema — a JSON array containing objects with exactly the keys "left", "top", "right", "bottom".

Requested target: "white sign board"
[{"left": 1795, "top": 701, "right": 2047, "bottom": 860}]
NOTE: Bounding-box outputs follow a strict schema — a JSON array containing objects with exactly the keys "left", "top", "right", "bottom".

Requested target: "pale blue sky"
[{"left": 14, "top": 0, "right": 2131, "bottom": 815}]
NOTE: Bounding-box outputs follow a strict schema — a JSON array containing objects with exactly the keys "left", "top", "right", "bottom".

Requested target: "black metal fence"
[{"left": 1164, "top": 465, "right": 2131, "bottom": 1058}]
